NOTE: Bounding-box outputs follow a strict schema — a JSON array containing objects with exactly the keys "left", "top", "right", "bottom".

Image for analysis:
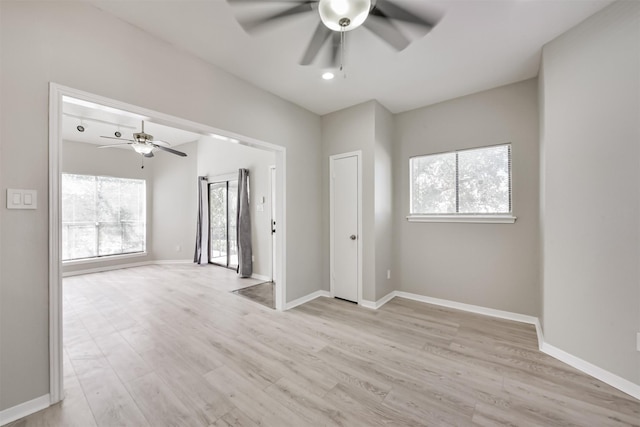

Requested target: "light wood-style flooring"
[
  {"left": 232, "top": 282, "right": 275, "bottom": 309},
  {"left": 7, "top": 264, "right": 639, "bottom": 426}
]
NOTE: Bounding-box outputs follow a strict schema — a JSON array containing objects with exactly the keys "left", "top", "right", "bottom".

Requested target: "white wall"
[
  {"left": 394, "top": 79, "right": 541, "bottom": 316},
  {"left": 197, "top": 136, "right": 275, "bottom": 279},
  {"left": 540, "top": 0, "right": 640, "bottom": 385},
  {"left": 0, "top": 0, "right": 321, "bottom": 411}
]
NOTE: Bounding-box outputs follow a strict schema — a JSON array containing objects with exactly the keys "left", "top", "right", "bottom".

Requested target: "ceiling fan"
[
  {"left": 99, "top": 121, "right": 187, "bottom": 158},
  {"left": 228, "top": 0, "right": 439, "bottom": 67}
]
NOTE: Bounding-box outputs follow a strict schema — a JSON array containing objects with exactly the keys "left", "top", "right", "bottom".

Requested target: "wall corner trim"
[
  {"left": 285, "top": 290, "right": 331, "bottom": 310},
  {"left": 540, "top": 342, "right": 640, "bottom": 401},
  {"left": 250, "top": 273, "right": 271, "bottom": 282},
  {"left": 361, "top": 291, "right": 396, "bottom": 309},
  {"left": 0, "top": 394, "right": 50, "bottom": 426}
]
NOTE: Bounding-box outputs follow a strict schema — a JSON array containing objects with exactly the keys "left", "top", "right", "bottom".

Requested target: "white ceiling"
[
  {"left": 88, "top": 0, "right": 612, "bottom": 115},
  {"left": 62, "top": 97, "right": 201, "bottom": 146}
]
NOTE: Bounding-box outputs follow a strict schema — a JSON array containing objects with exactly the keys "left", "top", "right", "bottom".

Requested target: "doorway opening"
[
  {"left": 48, "top": 83, "right": 288, "bottom": 405},
  {"left": 209, "top": 178, "right": 239, "bottom": 269}
]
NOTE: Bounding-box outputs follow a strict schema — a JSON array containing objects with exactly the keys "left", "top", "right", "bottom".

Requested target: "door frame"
[
  {"left": 329, "top": 151, "right": 363, "bottom": 304},
  {"left": 207, "top": 176, "right": 239, "bottom": 269},
  {"left": 48, "top": 83, "right": 288, "bottom": 404},
  {"left": 269, "top": 165, "right": 276, "bottom": 283}
]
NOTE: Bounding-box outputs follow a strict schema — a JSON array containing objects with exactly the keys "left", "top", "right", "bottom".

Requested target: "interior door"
[{"left": 331, "top": 154, "right": 359, "bottom": 302}]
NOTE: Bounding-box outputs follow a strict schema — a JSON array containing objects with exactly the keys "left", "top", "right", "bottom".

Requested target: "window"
[
  {"left": 409, "top": 144, "right": 514, "bottom": 223},
  {"left": 62, "top": 174, "right": 146, "bottom": 261}
]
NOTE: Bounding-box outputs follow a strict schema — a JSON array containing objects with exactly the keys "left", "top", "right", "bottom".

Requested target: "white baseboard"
[
  {"left": 285, "top": 290, "right": 331, "bottom": 310},
  {"left": 251, "top": 273, "right": 271, "bottom": 282},
  {"left": 363, "top": 290, "right": 639, "bottom": 401},
  {"left": 63, "top": 259, "right": 194, "bottom": 277},
  {"left": 361, "top": 291, "right": 396, "bottom": 309},
  {"left": 541, "top": 342, "right": 640, "bottom": 400},
  {"left": 62, "top": 261, "right": 153, "bottom": 277},
  {"left": 0, "top": 394, "right": 50, "bottom": 426},
  {"left": 153, "top": 259, "right": 192, "bottom": 265},
  {"left": 395, "top": 291, "right": 540, "bottom": 326}
]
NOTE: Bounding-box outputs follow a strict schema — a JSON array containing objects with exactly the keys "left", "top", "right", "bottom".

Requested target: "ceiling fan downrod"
[{"left": 340, "top": 19, "right": 348, "bottom": 77}]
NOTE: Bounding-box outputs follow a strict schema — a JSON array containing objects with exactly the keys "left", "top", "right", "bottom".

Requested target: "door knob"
[{"left": 350, "top": 235, "right": 357, "bottom": 240}]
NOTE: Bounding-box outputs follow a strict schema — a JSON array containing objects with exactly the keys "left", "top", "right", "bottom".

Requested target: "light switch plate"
[{"left": 7, "top": 189, "right": 37, "bottom": 209}]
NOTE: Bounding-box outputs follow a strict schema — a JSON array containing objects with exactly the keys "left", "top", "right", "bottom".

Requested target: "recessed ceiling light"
[{"left": 322, "top": 72, "right": 335, "bottom": 80}]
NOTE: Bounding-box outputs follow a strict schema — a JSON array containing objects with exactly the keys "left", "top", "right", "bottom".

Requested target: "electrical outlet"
[
  {"left": 176, "top": 245, "right": 182, "bottom": 252},
  {"left": 387, "top": 270, "right": 391, "bottom": 280}
]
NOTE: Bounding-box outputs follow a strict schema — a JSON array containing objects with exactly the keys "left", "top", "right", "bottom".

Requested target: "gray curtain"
[
  {"left": 236, "top": 168, "right": 253, "bottom": 277},
  {"left": 194, "top": 176, "right": 209, "bottom": 265}
]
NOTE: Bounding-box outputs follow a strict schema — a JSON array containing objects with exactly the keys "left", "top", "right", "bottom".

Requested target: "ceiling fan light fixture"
[
  {"left": 318, "top": 0, "right": 371, "bottom": 32},
  {"left": 132, "top": 143, "right": 154, "bottom": 155}
]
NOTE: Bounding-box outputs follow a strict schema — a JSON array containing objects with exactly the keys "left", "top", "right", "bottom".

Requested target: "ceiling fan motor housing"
[{"left": 133, "top": 131, "right": 153, "bottom": 143}]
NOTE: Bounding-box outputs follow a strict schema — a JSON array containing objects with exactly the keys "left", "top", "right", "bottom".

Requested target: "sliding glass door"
[{"left": 209, "top": 180, "right": 238, "bottom": 269}]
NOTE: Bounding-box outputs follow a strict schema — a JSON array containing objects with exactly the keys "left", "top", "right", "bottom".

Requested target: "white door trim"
[
  {"left": 48, "top": 83, "right": 288, "bottom": 404},
  {"left": 269, "top": 165, "right": 276, "bottom": 283},
  {"left": 329, "top": 151, "right": 363, "bottom": 305}
]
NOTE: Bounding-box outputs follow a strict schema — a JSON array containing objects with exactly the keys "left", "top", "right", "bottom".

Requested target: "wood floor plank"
[
  {"left": 70, "top": 357, "right": 150, "bottom": 427},
  {"left": 10, "top": 265, "right": 638, "bottom": 427},
  {"left": 124, "top": 372, "right": 205, "bottom": 427}
]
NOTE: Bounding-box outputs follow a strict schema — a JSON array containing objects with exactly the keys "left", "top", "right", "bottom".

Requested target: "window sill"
[
  {"left": 406, "top": 215, "right": 517, "bottom": 224},
  {"left": 62, "top": 252, "right": 148, "bottom": 266}
]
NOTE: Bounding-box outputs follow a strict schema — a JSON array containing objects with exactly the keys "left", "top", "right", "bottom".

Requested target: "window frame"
[
  {"left": 407, "top": 143, "right": 516, "bottom": 224},
  {"left": 61, "top": 173, "right": 147, "bottom": 263}
]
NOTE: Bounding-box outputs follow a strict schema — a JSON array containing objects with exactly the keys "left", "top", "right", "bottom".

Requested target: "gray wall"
[
  {"left": 373, "top": 103, "right": 395, "bottom": 300},
  {"left": 393, "top": 79, "right": 541, "bottom": 316},
  {"left": 0, "top": 0, "right": 321, "bottom": 411},
  {"left": 150, "top": 141, "right": 198, "bottom": 262},
  {"left": 197, "top": 136, "right": 276, "bottom": 279},
  {"left": 540, "top": 0, "right": 640, "bottom": 384},
  {"left": 320, "top": 101, "right": 396, "bottom": 302},
  {"left": 321, "top": 102, "right": 376, "bottom": 300}
]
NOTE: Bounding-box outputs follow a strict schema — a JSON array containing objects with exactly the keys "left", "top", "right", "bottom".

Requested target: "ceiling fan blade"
[
  {"left": 228, "top": 0, "right": 314, "bottom": 3},
  {"left": 151, "top": 139, "right": 171, "bottom": 147},
  {"left": 100, "top": 136, "right": 135, "bottom": 142},
  {"left": 98, "top": 142, "right": 132, "bottom": 148},
  {"left": 370, "top": 0, "right": 437, "bottom": 29},
  {"left": 363, "top": 16, "right": 410, "bottom": 51},
  {"left": 152, "top": 144, "right": 187, "bottom": 157},
  {"left": 237, "top": 2, "right": 315, "bottom": 32},
  {"left": 300, "top": 21, "right": 332, "bottom": 65}
]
